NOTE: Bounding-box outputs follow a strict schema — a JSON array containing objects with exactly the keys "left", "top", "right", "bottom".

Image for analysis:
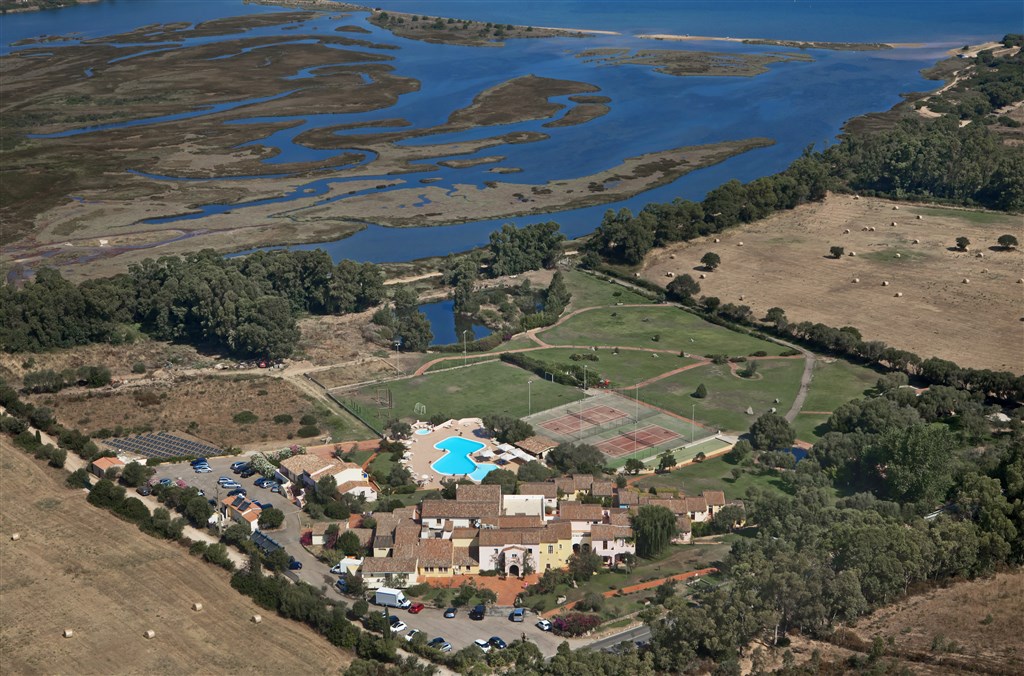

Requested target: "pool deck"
[{"left": 402, "top": 418, "right": 498, "bottom": 488}]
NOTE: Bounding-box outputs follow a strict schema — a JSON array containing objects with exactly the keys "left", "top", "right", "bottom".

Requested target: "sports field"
[
  {"left": 524, "top": 390, "right": 704, "bottom": 463},
  {"left": 536, "top": 305, "right": 787, "bottom": 357},
  {"left": 498, "top": 347, "right": 698, "bottom": 385},
  {"left": 340, "top": 360, "right": 579, "bottom": 423}
]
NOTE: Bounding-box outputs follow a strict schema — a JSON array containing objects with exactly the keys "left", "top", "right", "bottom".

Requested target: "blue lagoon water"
[
  {"left": 4, "top": 0, "right": 1021, "bottom": 267},
  {"left": 419, "top": 299, "right": 492, "bottom": 346}
]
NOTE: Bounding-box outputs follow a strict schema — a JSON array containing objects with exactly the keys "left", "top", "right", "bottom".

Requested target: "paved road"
[{"left": 584, "top": 625, "right": 651, "bottom": 653}]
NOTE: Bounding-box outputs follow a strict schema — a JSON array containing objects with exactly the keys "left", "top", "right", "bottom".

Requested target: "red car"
[{"left": 408, "top": 603, "right": 425, "bottom": 614}]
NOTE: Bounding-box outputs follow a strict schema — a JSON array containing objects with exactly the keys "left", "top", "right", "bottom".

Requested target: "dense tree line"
[
  {"left": 487, "top": 221, "right": 565, "bottom": 276},
  {"left": 500, "top": 351, "right": 603, "bottom": 389},
  {"left": 370, "top": 285, "right": 433, "bottom": 351},
  {"left": 1, "top": 250, "right": 384, "bottom": 359}
]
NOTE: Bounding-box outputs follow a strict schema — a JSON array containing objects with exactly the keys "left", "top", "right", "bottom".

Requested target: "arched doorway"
[
  {"left": 508, "top": 564, "right": 520, "bottom": 577},
  {"left": 572, "top": 543, "right": 581, "bottom": 554}
]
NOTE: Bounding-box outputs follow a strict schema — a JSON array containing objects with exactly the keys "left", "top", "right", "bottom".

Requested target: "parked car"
[
  {"left": 408, "top": 603, "right": 425, "bottom": 614},
  {"left": 330, "top": 562, "right": 346, "bottom": 574},
  {"left": 404, "top": 629, "right": 421, "bottom": 643},
  {"left": 158, "top": 478, "right": 172, "bottom": 487},
  {"left": 536, "top": 619, "right": 552, "bottom": 631},
  {"left": 509, "top": 608, "right": 525, "bottom": 622},
  {"left": 136, "top": 485, "right": 152, "bottom": 496},
  {"left": 230, "top": 461, "right": 248, "bottom": 471},
  {"left": 255, "top": 501, "right": 273, "bottom": 510},
  {"left": 190, "top": 457, "right": 208, "bottom": 466},
  {"left": 217, "top": 476, "right": 233, "bottom": 485},
  {"left": 443, "top": 608, "right": 458, "bottom": 618},
  {"left": 269, "top": 484, "right": 282, "bottom": 493},
  {"left": 469, "top": 604, "right": 486, "bottom": 620},
  {"left": 192, "top": 461, "right": 209, "bottom": 469},
  {"left": 232, "top": 464, "right": 250, "bottom": 475},
  {"left": 390, "top": 620, "right": 408, "bottom": 633},
  {"left": 175, "top": 479, "right": 188, "bottom": 488},
  {"left": 254, "top": 478, "right": 270, "bottom": 488},
  {"left": 194, "top": 466, "right": 212, "bottom": 474},
  {"left": 288, "top": 558, "right": 302, "bottom": 570},
  {"left": 207, "top": 498, "right": 218, "bottom": 506},
  {"left": 489, "top": 637, "right": 507, "bottom": 650},
  {"left": 474, "top": 639, "right": 492, "bottom": 653},
  {"left": 227, "top": 488, "right": 247, "bottom": 497},
  {"left": 428, "top": 638, "right": 452, "bottom": 652},
  {"left": 239, "top": 469, "right": 256, "bottom": 478},
  {"left": 221, "top": 481, "right": 241, "bottom": 490}
]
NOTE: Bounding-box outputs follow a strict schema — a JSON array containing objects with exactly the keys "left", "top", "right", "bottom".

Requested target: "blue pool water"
[
  {"left": 431, "top": 436, "right": 497, "bottom": 480},
  {"left": 414, "top": 428, "right": 431, "bottom": 436}
]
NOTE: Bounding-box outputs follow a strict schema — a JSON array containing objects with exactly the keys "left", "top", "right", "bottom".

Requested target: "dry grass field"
[
  {"left": 642, "top": 195, "right": 1023, "bottom": 373},
  {"left": 28, "top": 375, "right": 321, "bottom": 448},
  {"left": 0, "top": 438, "right": 351, "bottom": 675}
]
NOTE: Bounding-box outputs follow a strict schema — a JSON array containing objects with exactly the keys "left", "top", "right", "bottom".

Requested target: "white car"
[
  {"left": 404, "top": 629, "right": 421, "bottom": 643},
  {"left": 330, "top": 563, "right": 346, "bottom": 574},
  {"left": 474, "top": 639, "right": 492, "bottom": 653},
  {"left": 390, "top": 620, "right": 408, "bottom": 633},
  {"left": 536, "top": 619, "right": 552, "bottom": 631}
]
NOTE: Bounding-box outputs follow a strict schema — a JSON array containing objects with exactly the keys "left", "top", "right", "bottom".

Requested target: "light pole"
[
  {"left": 691, "top": 403, "right": 695, "bottom": 444},
  {"left": 528, "top": 379, "right": 535, "bottom": 417},
  {"left": 633, "top": 382, "right": 639, "bottom": 457},
  {"left": 462, "top": 329, "right": 469, "bottom": 367},
  {"left": 579, "top": 365, "right": 588, "bottom": 441},
  {"left": 394, "top": 340, "right": 401, "bottom": 374}
]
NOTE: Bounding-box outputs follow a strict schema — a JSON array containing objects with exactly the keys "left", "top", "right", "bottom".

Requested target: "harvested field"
[
  {"left": 0, "top": 438, "right": 351, "bottom": 674},
  {"left": 830, "top": 571, "right": 1024, "bottom": 675},
  {"left": 295, "top": 310, "right": 381, "bottom": 366},
  {"left": 642, "top": 195, "right": 1024, "bottom": 373},
  {"left": 29, "top": 375, "right": 321, "bottom": 448}
]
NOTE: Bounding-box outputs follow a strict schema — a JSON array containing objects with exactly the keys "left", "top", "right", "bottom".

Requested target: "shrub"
[
  {"left": 258, "top": 507, "right": 286, "bottom": 530},
  {"left": 233, "top": 410, "right": 258, "bottom": 424},
  {"left": 189, "top": 540, "right": 209, "bottom": 556},
  {"left": 552, "top": 612, "right": 602, "bottom": 637},
  {"left": 694, "top": 383, "right": 708, "bottom": 399},
  {"left": 66, "top": 468, "right": 91, "bottom": 489},
  {"left": 132, "top": 362, "right": 147, "bottom": 374},
  {"left": 297, "top": 424, "right": 320, "bottom": 438},
  {"left": 299, "top": 413, "right": 318, "bottom": 426},
  {"left": 48, "top": 446, "right": 67, "bottom": 468},
  {"left": 273, "top": 414, "right": 293, "bottom": 425}
]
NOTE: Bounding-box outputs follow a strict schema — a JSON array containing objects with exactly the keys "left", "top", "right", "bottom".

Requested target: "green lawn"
[
  {"left": 792, "top": 413, "right": 831, "bottom": 443},
  {"left": 512, "top": 347, "right": 697, "bottom": 386},
  {"left": 909, "top": 205, "right": 1017, "bottom": 225},
  {"left": 537, "top": 306, "right": 786, "bottom": 357},
  {"left": 639, "top": 359, "right": 804, "bottom": 433},
  {"left": 802, "top": 359, "right": 879, "bottom": 413},
  {"left": 424, "top": 354, "right": 500, "bottom": 373},
  {"left": 562, "top": 269, "right": 653, "bottom": 310},
  {"left": 634, "top": 456, "right": 792, "bottom": 501},
  {"left": 485, "top": 335, "right": 540, "bottom": 353},
  {"left": 350, "top": 360, "right": 581, "bottom": 421}
]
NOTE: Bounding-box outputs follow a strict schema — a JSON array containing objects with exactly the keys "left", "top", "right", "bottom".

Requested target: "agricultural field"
[
  {"left": 0, "top": 440, "right": 351, "bottom": 674},
  {"left": 28, "top": 374, "right": 355, "bottom": 448},
  {"left": 342, "top": 360, "right": 580, "bottom": 423},
  {"left": 641, "top": 195, "right": 1024, "bottom": 373},
  {"left": 536, "top": 305, "right": 787, "bottom": 357},
  {"left": 639, "top": 358, "right": 805, "bottom": 433}
]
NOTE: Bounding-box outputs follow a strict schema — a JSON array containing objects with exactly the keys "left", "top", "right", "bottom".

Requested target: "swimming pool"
[
  {"left": 414, "top": 428, "right": 432, "bottom": 436},
  {"left": 431, "top": 436, "right": 497, "bottom": 481}
]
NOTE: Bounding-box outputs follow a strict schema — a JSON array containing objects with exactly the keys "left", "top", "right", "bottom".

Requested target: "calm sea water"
[{"left": 4, "top": 0, "right": 1021, "bottom": 265}]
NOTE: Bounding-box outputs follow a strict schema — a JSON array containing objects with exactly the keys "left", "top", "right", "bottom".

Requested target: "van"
[
  {"left": 469, "top": 604, "right": 486, "bottom": 620},
  {"left": 509, "top": 608, "right": 525, "bottom": 622}
]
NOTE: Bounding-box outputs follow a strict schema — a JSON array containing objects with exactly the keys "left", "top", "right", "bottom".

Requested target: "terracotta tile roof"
[
  {"left": 416, "top": 539, "right": 454, "bottom": 567},
  {"left": 514, "top": 435, "right": 558, "bottom": 456},
  {"left": 361, "top": 557, "right": 418, "bottom": 574},
  {"left": 373, "top": 535, "right": 394, "bottom": 550},
  {"left": 392, "top": 506, "right": 419, "bottom": 521},
  {"left": 480, "top": 515, "right": 544, "bottom": 529},
  {"left": 517, "top": 482, "right": 558, "bottom": 498},
  {"left": 676, "top": 515, "right": 692, "bottom": 533},
  {"left": 450, "top": 527, "right": 479, "bottom": 541},
  {"left": 591, "top": 524, "right": 632, "bottom": 541},
  {"left": 92, "top": 456, "right": 125, "bottom": 471},
  {"left": 456, "top": 484, "right": 502, "bottom": 505},
  {"left": 685, "top": 496, "right": 708, "bottom": 514},
  {"left": 590, "top": 480, "right": 616, "bottom": 496},
  {"left": 478, "top": 521, "right": 572, "bottom": 547},
  {"left": 394, "top": 524, "right": 421, "bottom": 546},
  {"left": 392, "top": 544, "right": 417, "bottom": 560},
  {"left": 608, "top": 511, "right": 632, "bottom": 527},
  {"left": 421, "top": 500, "right": 500, "bottom": 520},
  {"left": 337, "top": 480, "right": 376, "bottom": 496},
  {"left": 349, "top": 528, "right": 374, "bottom": 546},
  {"left": 703, "top": 490, "right": 726, "bottom": 507},
  {"left": 279, "top": 453, "right": 336, "bottom": 478},
  {"left": 546, "top": 521, "right": 572, "bottom": 541},
  {"left": 557, "top": 502, "right": 604, "bottom": 521},
  {"left": 648, "top": 498, "right": 688, "bottom": 514},
  {"left": 453, "top": 546, "right": 477, "bottom": 567},
  {"left": 616, "top": 490, "right": 642, "bottom": 506},
  {"left": 309, "top": 521, "right": 345, "bottom": 535},
  {"left": 372, "top": 513, "right": 402, "bottom": 536}
]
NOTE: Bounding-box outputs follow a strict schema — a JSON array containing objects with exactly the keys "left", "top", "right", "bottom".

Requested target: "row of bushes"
[{"left": 500, "top": 351, "right": 604, "bottom": 388}]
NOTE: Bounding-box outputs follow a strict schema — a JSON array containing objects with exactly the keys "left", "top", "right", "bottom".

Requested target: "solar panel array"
[{"left": 100, "top": 431, "right": 222, "bottom": 460}]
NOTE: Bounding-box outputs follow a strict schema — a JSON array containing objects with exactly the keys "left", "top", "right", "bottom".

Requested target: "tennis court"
[
  {"left": 541, "top": 405, "right": 630, "bottom": 436},
  {"left": 597, "top": 424, "right": 680, "bottom": 457}
]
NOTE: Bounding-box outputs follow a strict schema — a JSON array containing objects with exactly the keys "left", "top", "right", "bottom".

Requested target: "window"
[
  {"left": 603, "top": 541, "right": 608, "bottom": 548},
  {"left": 547, "top": 545, "right": 553, "bottom": 554}
]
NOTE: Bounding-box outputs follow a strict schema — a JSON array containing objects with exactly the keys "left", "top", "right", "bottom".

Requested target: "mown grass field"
[
  {"left": 802, "top": 358, "right": 879, "bottom": 412},
  {"left": 562, "top": 269, "right": 653, "bottom": 309},
  {"left": 633, "top": 455, "right": 792, "bottom": 500},
  {"left": 639, "top": 359, "right": 804, "bottom": 432},
  {"left": 347, "top": 360, "right": 580, "bottom": 421},
  {"left": 792, "top": 413, "right": 831, "bottom": 443},
  {"left": 537, "top": 306, "right": 786, "bottom": 357},
  {"left": 510, "top": 347, "right": 697, "bottom": 386}
]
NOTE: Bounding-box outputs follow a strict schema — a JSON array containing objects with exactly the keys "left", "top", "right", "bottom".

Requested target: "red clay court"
[
  {"left": 596, "top": 424, "right": 680, "bottom": 457},
  {"left": 541, "top": 405, "right": 630, "bottom": 436}
]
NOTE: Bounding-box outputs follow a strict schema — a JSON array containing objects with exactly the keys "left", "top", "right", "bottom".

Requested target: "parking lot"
[{"left": 149, "top": 456, "right": 583, "bottom": 657}]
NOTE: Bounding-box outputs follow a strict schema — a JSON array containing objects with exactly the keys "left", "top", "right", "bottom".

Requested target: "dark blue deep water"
[
  {"left": 4, "top": 0, "right": 1021, "bottom": 265},
  {"left": 418, "top": 299, "right": 492, "bottom": 346}
]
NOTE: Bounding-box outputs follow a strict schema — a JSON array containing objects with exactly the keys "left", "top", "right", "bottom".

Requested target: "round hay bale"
[
  {"left": 917, "top": 214, "right": 923, "bottom": 220},
  {"left": 895, "top": 253, "right": 901, "bottom": 258},
  {"left": 714, "top": 238, "right": 720, "bottom": 243},
  {"left": 913, "top": 239, "right": 920, "bottom": 244},
  {"left": 862, "top": 226, "right": 869, "bottom": 231},
  {"left": 699, "top": 273, "right": 706, "bottom": 279},
  {"left": 1018, "top": 278, "right": 1024, "bottom": 284},
  {"left": 893, "top": 205, "right": 899, "bottom": 210},
  {"left": 882, "top": 280, "right": 890, "bottom": 286},
  {"left": 252, "top": 614, "right": 263, "bottom": 624},
  {"left": 853, "top": 194, "right": 860, "bottom": 200},
  {"left": 669, "top": 253, "right": 676, "bottom": 259},
  {"left": 144, "top": 630, "right": 156, "bottom": 639},
  {"left": 869, "top": 227, "right": 876, "bottom": 232},
  {"left": 962, "top": 278, "right": 970, "bottom": 284},
  {"left": 852, "top": 278, "right": 860, "bottom": 283},
  {"left": 11, "top": 533, "right": 20, "bottom": 541},
  {"left": 192, "top": 602, "right": 203, "bottom": 612},
  {"left": 976, "top": 252, "right": 985, "bottom": 258},
  {"left": 63, "top": 629, "right": 73, "bottom": 638},
  {"left": 665, "top": 272, "right": 674, "bottom": 278},
  {"left": 894, "top": 292, "right": 903, "bottom": 297},
  {"left": 849, "top": 251, "right": 857, "bottom": 256},
  {"left": 891, "top": 221, "right": 898, "bottom": 227},
  {"left": 739, "top": 295, "right": 744, "bottom": 300},
  {"left": 982, "top": 268, "right": 989, "bottom": 273},
  {"left": 737, "top": 241, "right": 744, "bottom": 246},
  {"left": 843, "top": 229, "right": 851, "bottom": 234}
]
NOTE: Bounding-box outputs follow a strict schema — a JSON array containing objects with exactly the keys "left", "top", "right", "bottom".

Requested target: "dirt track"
[
  {"left": 642, "top": 195, "right": 1024, "bottom": 373},
  {"left": 0, "top": 438, "right": 351, "bottom": 675}
]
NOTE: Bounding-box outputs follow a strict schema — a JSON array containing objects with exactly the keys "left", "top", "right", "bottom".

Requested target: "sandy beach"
[
  {"left": 637, "top": 34, "right": 923, "bottom": 49},
  {"left": 536, "top": 26, "right": 621, "bottom": 35}
]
